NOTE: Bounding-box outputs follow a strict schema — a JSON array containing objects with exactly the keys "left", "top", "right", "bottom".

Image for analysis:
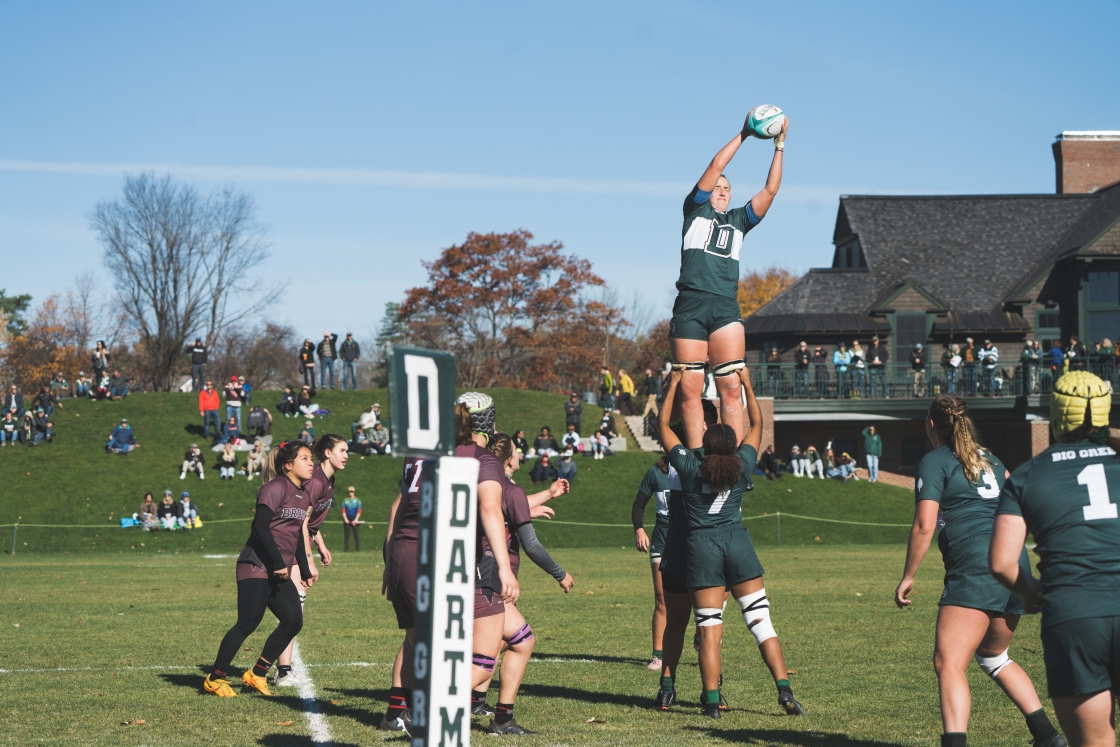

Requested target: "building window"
[
  {"left": 1089, "top": 272, "right": 1119, "bottom": 305},
  {"left": 1089, "top": 312, "right": 1120, "bottom": 346},
  {"left": 1084, "top": 268, "right": 1120, "bottom": 345},
  {"left": 901, "top": 438, "right": 924, "bottom": 467},
  {"left": 1035, "top": 308, "right": 1062, "bottom": 352},
  {"left": 893, "top": 313, "right": 928, "bottom": 359}
]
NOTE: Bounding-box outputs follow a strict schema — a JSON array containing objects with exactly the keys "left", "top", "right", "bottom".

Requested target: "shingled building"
[{"left": 744, "top": 131, "right": 1120, "bottom": 474}]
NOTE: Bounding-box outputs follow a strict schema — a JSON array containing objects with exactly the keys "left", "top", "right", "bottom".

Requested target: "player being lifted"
[
  {"left": 895, "top": 395, "right": 1064, "bottom": 747},
  {"left": 670, "top": 112, "right": 786, "bottom": 449},
  {"left": 992, "top": 371, "right": 1120, "bottom": 747},
  {"left": 659, "top": 367, "right": 803, "bottom": 719}
]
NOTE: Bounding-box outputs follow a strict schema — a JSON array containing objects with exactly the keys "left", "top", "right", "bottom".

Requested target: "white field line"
[
  {"left": 0, "top": 658, "right": 596, "bottom": 675},
  {"left": 290, "top": 640, "right": 333, "bottom": 745}
]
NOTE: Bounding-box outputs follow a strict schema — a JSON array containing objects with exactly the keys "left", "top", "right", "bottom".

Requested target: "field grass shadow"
[
  {"left": 531, "top": 652, "right": 648, "bottom": 666},
  {"left": 183, "top": 423, "right": 207, "bottom": 437},
  {"left": 519, "top": 682, "right": 656, "bottom": 709},
  {"left": 688, "top": 726, "right": 905, "bottom": 746},
  {"left": 258, "top": 734, "right": 361, "bottom": 747}
]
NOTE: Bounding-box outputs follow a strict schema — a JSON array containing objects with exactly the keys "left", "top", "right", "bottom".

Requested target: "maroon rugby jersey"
[
  {"left": 237, "top": 475, "right": 310, "bottom": 573},
  {"left": 454, "top": 444, "right": 509, "bottom": 574},
  {"left": 499, "top": 474, "right": 533, "bottom": 578},
  {"left": 304, "top": 465, "right": 335, "bottom": 537},
  {"left": 392, "top": 457, "right": 428, "bottom": 542}
]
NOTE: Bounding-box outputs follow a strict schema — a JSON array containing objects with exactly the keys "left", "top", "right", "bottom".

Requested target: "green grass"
[
  {"left": 0, "top": 391, "right": 914, "bottom": 556},
  {"left": 0, "top": 546, "right": 1059, "bottom": 746}
]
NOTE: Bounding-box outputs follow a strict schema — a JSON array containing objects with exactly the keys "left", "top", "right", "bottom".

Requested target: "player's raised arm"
[
  {"left": 659, "top": 370, "right": 684, "bottom": 452},
  {"left": 738, "top": 367, "right": 763, "bottom": 453},
  {"left": 695, "top": 116, "right": 756, "bottom": 192},
  {"left": 748, "top": 117, "right": 787, "bottom": 218}
]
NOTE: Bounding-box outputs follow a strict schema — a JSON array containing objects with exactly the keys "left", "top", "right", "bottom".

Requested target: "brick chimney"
[{"left": 1053, "top": 131, "right": 1120, "bottom": 194}]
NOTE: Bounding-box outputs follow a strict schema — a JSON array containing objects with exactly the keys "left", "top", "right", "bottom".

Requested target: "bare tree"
[
  {"left": 91, "top": 174, "right": 279, "bottom": 390},
  {"left": 207, "top": 322, "right": 297, "bottom": 389}
]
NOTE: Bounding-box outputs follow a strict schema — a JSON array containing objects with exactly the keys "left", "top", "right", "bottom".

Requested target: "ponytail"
[
  {"left": 699, "top": 423, "right": 742, "bottom": 493},
  {"left": 313, "top": 433, "right": 346, "bottom": 463},
  {"left": 454, "top": 402, "right": 473, "bottom": 446},
  {"left": 656, "top": 454, "right": 669, "bottom": 474},
  {"left": 488, "top": 432, "right": 514, "bottom": 463},
  {"left": 928, "top": 394, "right": 990, "bottom": 482},
  {"left": 262, "top": 441, "right": 309, "bottom": 483}
]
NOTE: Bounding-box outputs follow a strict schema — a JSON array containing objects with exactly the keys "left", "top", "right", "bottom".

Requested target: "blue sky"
[{"left": 1, "top": 0, "right": 1118, "bottom": 343}]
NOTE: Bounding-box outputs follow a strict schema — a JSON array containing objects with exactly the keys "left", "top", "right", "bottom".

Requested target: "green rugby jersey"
[
  {"left": 669, "top": 443, "right": 758, "bottom": 529},
  {"left": 676, "top": 184, "right": 762, "bottom": 299},
  {"left": 639, "top": 465, "right": 671, "bottom": 530},
  {"left": 997, "top": 440, "right": 1120, "bottom": 626},
  {"left": 916, "top": 445, "right": 1006, "bottom": 551}
]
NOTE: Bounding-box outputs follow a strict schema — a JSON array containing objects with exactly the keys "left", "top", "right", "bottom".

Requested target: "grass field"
[{"left": 0, "top": 545, "right": 1059, "bottom": 747}]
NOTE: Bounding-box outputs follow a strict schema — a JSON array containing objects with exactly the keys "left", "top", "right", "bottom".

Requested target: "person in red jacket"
[{"left": 199, "top": 381, "right": 221, "bottom": 441}]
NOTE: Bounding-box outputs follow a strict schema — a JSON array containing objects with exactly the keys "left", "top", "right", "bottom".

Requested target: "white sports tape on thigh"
[
  {"left": 711, "top": 359, "right": 746, "bottom": 378},
  {"left": 737, "top": 589, "right": 776, "bottom": 644},
  {"left": 671, "top": 361, "right": 706, "bottom": 372},
  {"left": 298, "top": 588, "right": 307, "bottom": 605},
  {"left": 694, "top": 607, "right": 724, "bottom": 627},
  {"left": 975, "top": 649, "right": 1011, "bottom": 678}
]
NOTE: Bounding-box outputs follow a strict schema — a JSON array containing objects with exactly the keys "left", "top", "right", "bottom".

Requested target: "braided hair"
[{"left": 928, "top": 394, "right": 990, "bottom": 482}]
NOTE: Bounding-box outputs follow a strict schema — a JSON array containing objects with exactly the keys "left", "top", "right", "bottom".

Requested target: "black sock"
[
  {"left": 386, "top": 686, "right": 409, "bottom": 719},
  {"left": 495, "top": 702, "right": 514, "bottom": 724},
  {"left": 1026, "top": 708, "right": 1059, "bottom": 742},
  {"left": 252, "top": 657, "right": 271, "bottom": 678},
  {"left": 211, "top": 668, "right": 226, "bottom": 680},
  {"left": 277, "top": 664, "right": 292, "bottom": 677},
  {"left": 941, "top": 733, "right": 966, "bottom": 747},
  {"left": 471, "top": 688, "right": 488, "bottom": 705}
]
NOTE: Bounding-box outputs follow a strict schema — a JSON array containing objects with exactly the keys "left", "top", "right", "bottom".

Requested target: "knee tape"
[
  {"left": 737, "top": 589, "right": 777, "bottom": 645},
  {"left": 694, "top": 607, "right": 724, "bottom": 627},
  {"left": 297, "top": 588, "right": 307, "bottom": 605},
  {"left": 975, "top": 649, "right": 1011, "bottom": 678},
  {"left": 472, "top": 653, "right": 496, "bottom": 673},
  {"left": 671, "top": 361, "right": 706, "bottom": 373},
  {"left": 711, "top": 359, "right": 746, "bottom": 378},
  {"left": 505, "top": 622, "right": 533, "bottom": 647}
]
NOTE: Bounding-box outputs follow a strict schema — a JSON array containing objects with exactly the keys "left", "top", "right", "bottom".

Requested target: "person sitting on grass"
[
  {"left": 826, "top": 452, "right": 857, "bottom": 481},
  {"left": 181, "top": 443, "right": 205, "bottom": 480},
  {"left": 530, "top": 453, "right": 558, "bottom": 485},
  {"left": 278, "top": 385, "right": 297, "bottom": 417},
  {"left": 588, "top": 430, "right": 610, "bottom": 459},
  {"left": 20, "top": 412, "right": 33, "bottom": 445},
  {"left": 158, "top": 491, "right": 178, "bottom": 530},
  {"left": 35, "top": 387, "right": 57, "bottom": 416},
  {"left": 513, "top": 429, "right": 529, "bottom": 457},
  {"left": 245, "top": 441, "right": 266, "bottom": 480},
  {"left": 804, "top": 445, "right": 824, "bottom": 479},
  {"left": 93, "top": 373, "right": 111, "bottom": 400},
  {"left": 74, "top": 372, "right": 92, "bottom": 398},
  {"left": 349, "top": 428, "right": 373, "bottom": 456},
  {"left": 138, "top": 492, "right": 159, "bottom": 531},
  {"left": 31, "top": 408, "right": 52, "bottom": 446},
  {"left": 560, "top": 424, "right": 581, "bottom": 455},
  {"left": 1, "top": 412, "right": 18, "bottom": 446},
  {"left": 368, "top": 421, "right": 391, "bottom": 455},
  {"left": 178, "top": 492, "right": 198, "bottom": 529},
  {"left": 109, "top": 369, "right": 130, "bottom": 400},
  {"left": 106, "top": 418, "right": 137, "bottom": 454},
  {"left": 297, "top": 385, "right": 318, "bottom": 418},
  {"left": 217, "top": 416, "right": 241, "bottom": 446},
  {"left": 533, "top": 426, "right": 559, "bottom": 457},
  {"left": 50, "top": 371, "right": 71, "bottom": 401},
  {"left": 218, "top": 443, "right": 239, "bottom": 480},
  {"left": 754, "top": 444, "right": 782, "bottom": 480},
  {"left": 299, "top": 421, "right": 316, "bottom": 446},
  {"left": 556, "top": 451, "right": 578, "bottom": 485}
]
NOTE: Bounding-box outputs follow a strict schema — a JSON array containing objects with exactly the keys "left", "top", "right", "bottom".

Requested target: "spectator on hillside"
[
  {"left": 862, "top": 426, "right": 882, "bottom": 483},
  {"left": 299, "top": 420, "right": 317, "bottom": 446},
  {"left": 534, "top": 426, "right": 559, "bottom": 457},
  {"left": 218, "top": 444, "right": 238, "bottom": 479},
  {"left": 189, "top": 337, "right": 207, "bottom": 391},
  {"left": 1067, "top": 335, "right": 1087, "bottom": 372},
  {"left": 979, "top": 339, "right": 1000, "bottom": 395},
  {"left": 833, "top": 342, "right": 850, "bottom": 399},
  {"left": 4, "top": 384, "right": 25, "bottom": 418},
  {"left": 31, "top": 408, "right": 51, "bottom": 445},
  {"left": 1021, "top": 341, "right": 1041, "bottom": 394},
  {"left": 74, "top": 372, "right": 91, "bottom": 398},
  {"left": 250, "top": 406, "right": 273, "bottom": 448},
  {"left": 35, "top": 387, "right": 57, "bottom": 415},
  {"left": 109, "top": 370, "right": 130, "bottom": 400},
  {"left": 868, "top": 336, "right": 888, "bottom": 398},
  {"left": 642, "top": 368, "right": 661, "bottom": 417},
  {"left": 177, "top": 492, "right": 198, "bottom": 529},
  {"left": 358, "top": 406, "right": 377, "bottom": 441},
  {"left": 350, "top": 428, "right": 373, "bottom": 456},
  {"left": 564, "top": 392, "right": 583, "bottom": 435},
  {"left": 588, "top": 430, "right": 610, "bottom": 459},
  {"left": 909, "top": 343, "right": 926, "bottom": 397},
  {"left": 318, "top": 331, "right": 339, "bottom": 389},
  {"left": 850, "top": 340, "right": 866, "bottom": 398},
  {"left": 20, "top": 412, "right": 33, "bottom": 445},
  {"left": 106, "top": 418, "right": 137, "bottom": 454},
  {"left": 766, "top": 348, "right": 782, "bottom": 396},
  {"left": 138, "top": 492, "right": 158, "bottom": 531},
  {"left": 217, "top": 416, "right": 241, "bottom": 446},
  {"left": 50, "top": 372, "right": 72, "bottom": 400},
  {"left": 297, "top": 385, "right": 318, "bottom": 418},
  {"left": 245, "top": 441, "right": 267, "bottom": 480},
  {"left": 341, "top": 487, "right": 362, "bottom": 551},
  {"left": 512, "top": 429, "right": 529, "bottom": 457},
  {"left": 181, "top": 443, "right": 205, "bottom": 480},
  {"left": 794, "top": 341, "right": 811, "bottom": 398},
  {"left": 238, "top": 376, "right": 252, "bottom": 405},
  {"left": 299, "top": 339, "right": 316, "bottom": 387},
  {"left": 961, "top": 337, "right": 978, "bottom": 395},
  {"left": 599, "top": 367, "right": 614, "bottom": 410},
  {"left": 369, "top": 421, "right": 391, "bottom": 455},
  {"left": 91, "top": 340, "right": 111, "bottom": 381},
  {"left": 560, "top": 423, "right": 581, "bottom": 455},
  {"left": 556, "top": 451, "right": 577, "bottom": 485},
  {"left": 942, "top": 344, "right": 961, "bottom": 394},
  {"left": 339, "top": 332, "right": 361, "bottom": 390},
  {"left": 805, "top": 445, "right": 825, "bottom": 479},
  {"left": 157, "top": 491, "right": 178, "bottom": 530},
  {"left": 756, "top": 444, "right": 782, "bottom": 480},
  {"left": 93, "top": 373, "right": 111, "bottom": 400},
  {"left": 788, "top": 445, "right": 806, "bottom": 476},
  {"left": 1100, "top": 337, "right": 1116, "bottom": 381},
  {"left": 198, "top": 380, "right": 221, "bottom": 440},
  {"left": 0, "top": 411, "right": 17, "bottom": 446},
  {"left": 530, "top": 454, "right": 558, "bottom": 485},
  {"left": 813, "top": 346, "right": 830, "bottom": 398},
  {"left": 278, "top": 386, "right": 297, "bottom": 417},
  {"left": 222, "top": 376, "right": 242, "bottom": 429},
  {"left": 827, "top": 452, "right": 857, "bottom": 481},
  {"left": 617, "top": 368, "right": 636, "bottom": 415}
]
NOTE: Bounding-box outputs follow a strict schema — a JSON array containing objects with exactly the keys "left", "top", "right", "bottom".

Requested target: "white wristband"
[{"left": 774, "top": 141, "right": 785, "bottom": 152}]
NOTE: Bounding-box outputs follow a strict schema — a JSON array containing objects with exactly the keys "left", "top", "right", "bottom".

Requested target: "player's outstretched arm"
[
  {"left": 895, "top": 500, "right": 939, "bottom": 608},
  {"left": 749, "top": 117, "right": 788, "bottom": 218},
  {"left": 658, "top": 370, "right": 684, "bottom": 452},
  {"left": 696, "top": 120, "right": 752, "bottom": 192},
  {"left": 990, "top": 514, "right": 1040, "bottom": 609},
  {"left": 739, "top": 367, "right": 763, "bottom": 453}
]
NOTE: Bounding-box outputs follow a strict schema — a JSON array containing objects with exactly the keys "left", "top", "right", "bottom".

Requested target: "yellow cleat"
[
  {"left": 242, "top": 669, "right": 273, "bottom": 696},
  {"left": 203, "top": 675, "right": 237, "bottom": 698}
]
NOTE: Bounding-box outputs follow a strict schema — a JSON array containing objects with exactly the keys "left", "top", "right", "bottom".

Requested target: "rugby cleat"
[
  {"left": 203, "top": 674, "right": 237, "bottom": 697},
  {"left": 779, "top": 690, "right": 806, "bottom": 715},
  {"left": 241, "top": 669, "right": 273, "bottom": 696},
  {"left": 487, "top": 718, "right": 534, "bottom": 735},
  {"left": 719, "top": 691, "right": 730, "bottom": 711},
  {"left": 647, "top": 655, "right": 663, "bottom": 671},
  {"left": 702, "top": 703, "right": 722, "bottom": 719},
  {"left": 272, "top": 669, "right": 304, "bottom": 687},
  {"left": 654, "top": 688, "right": 676, "bottom": 710},
  {"left": 471, "top": 701, "right": 495, "bottom": 717},
  {"left": 401, "top": 708, "right": 413, "bottom": 736},
  {"left": 378, "top": 714, "right": 408, "bottom": 733}
]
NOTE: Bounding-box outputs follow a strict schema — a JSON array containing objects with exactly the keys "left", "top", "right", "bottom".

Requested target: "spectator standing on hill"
[
  {"left": 341, "top": 487, "right": 362, "bottom": 551},
  {"left": 1021, "top": 341, "right": 1040, "bottom": 394},
  {"left": 74, "top": 372, "right": 91, "bottom": 398},
  {"left": 250, "top": 407, "right": 273, "bottom": 448},
  {"left": 833, "top": 342, "right": 850, "bottom": 399},
  {"left": 867, "top": 336, "right": 888, "bottom": 398},
  {"left": 298, "top": 339, "right": 316, "bottom": 386},
  {"left": 850, "top": 340, "right": 866, "bottom": 398},
  {"left": 534, "top": 426, "right": 559, "bottom": 457},
  {"left": 339, "top": 333, "right": 360, "bottom": 390},
  {"left": 599, "top": 366, "right": 615, "bottom": 410},
  {"left": 138, "top": 493, "right": 158, "bottom": 531},
  {"left": 92, "top": 340, "right": 110, "bottom": 381},
  {"left": 794, "top": 341, "right": 810, "bottom": 398},
  {"left": 766, "top": 347, "right": 782, "bottom": 396},
  {"left": 218, "top": 444, "right": 239, "bottom": 479},
  {"left": 530, "top": 454, "right": 558, "bottom": 485},
  {"left": 813, "top": 346, "right": 829, "bottom": 398},
  {"left": 979, "top": 340, "right": 999, "bottom": 395},
  {"left": 564, "top": 392, "right": 583, "bottom": 435},
  {"left": 756, "top": 444, "right": 782, "bottom": 480},
  {"left": 1, "top": 412, "right": 17, "bottom": 445},
  {"left": 199, "top": 380, "right": 221, "bottom": 440},
  {"left": 862, "top": 426, "right": 882, "bottom": 483},
  {"left": 239, "top": 376, "right": 252, "bottom": 405},
  {"left": 942, "top": 344, "right": 960, "bottom": 394},
  {"left": 5, "top": 384, "right": 25, "bottom": 418},
  {"left": 317, "top": 331, "right": 339, "bottom": 389},
  {"left": 1065, "top": 334, "right": 1087, "bottom": 371},
  {"left": 51, "top": 372, "right": 71, "bottom": 401},
  {"left": 246, "top": 441, "right": 267, "bottom": 480},
  {"left": 642, "top": 368, "right": 661, "bottom": 416},
  {"left": 31, "top": 408, "right": 51, "bottom": 445},
  {"left": 178, "top": 492, "right": 198, "bottom": 529},
  {"left": 278, "top": 386, "right": 297, "bottom": 417},
  {"left": 369, "top": 422, "right": 390, "bottom": 454},
  {"left": 158, "top": 491, "right": 177, "bottom": 530},
  {"left": 805, "top": 445, "right": 824, "bottom": 478},
  {"left": 109, "top": 370, "right": 130, "bottom": 400},
  {"left": 107, "top": 418, "right": 137, "bottom": 454},
  {"left": 223, "top": 376, "right": 243, "bottom": 430},
  {"left": 1100, "top": 337, "right": 1116, "bottom": 381},
  {"left": 961, "top": 338, "right": 978, "bottom": 396},
  {"left": 181, "top": 443, "right": 205, "bottom": 480},
  {"left": 910, "top": 344, "right": 927, "bottom": 397},
  {"left": 189, "top": 337, "right": 208, "bottom": 391},
  {"left": 617, "top": 368, "right": 636, "bottom": 415}
]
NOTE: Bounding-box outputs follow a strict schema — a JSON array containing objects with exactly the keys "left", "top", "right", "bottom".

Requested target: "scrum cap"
[{"left": 1050, "top": 370, "right": 1111, "bottom": 439}]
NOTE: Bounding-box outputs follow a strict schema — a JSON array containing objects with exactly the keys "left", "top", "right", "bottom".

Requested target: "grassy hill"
[{"left": 0, "top": 390, "right": 914, "bottom": 556}]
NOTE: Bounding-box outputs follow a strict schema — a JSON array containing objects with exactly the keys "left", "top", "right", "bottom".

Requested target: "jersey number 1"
[{"left": 1078, "top": 463, "right": 1118, "bottom": 521}]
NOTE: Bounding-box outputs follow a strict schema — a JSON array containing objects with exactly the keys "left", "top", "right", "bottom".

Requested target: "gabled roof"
[
  {"left": 753, "top": 268, "right": 872, "bottom": 316},
  {"left": 869, "top": 279, "right": 948, "bottom": 313}
]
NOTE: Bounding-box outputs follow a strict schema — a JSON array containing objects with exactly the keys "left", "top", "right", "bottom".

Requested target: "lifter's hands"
[
  {"left": 894, "top": 577, "right": 914, "bottom": 608},
  {"left": 499, "top": 568, "right": 520, "bottom": 606}
]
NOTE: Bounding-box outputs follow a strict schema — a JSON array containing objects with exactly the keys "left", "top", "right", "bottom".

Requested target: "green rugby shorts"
[
  {"left": 938, "top": 532, "right": 1027, "bottom": 616},
  {"left": 669, "top": 290, "right": 743, "bottom": 341},
  {"left": 685, "top": 524, "right": 763, "bottom": 590},
  {"left": 1042, "top": 615, "right": 1120, "bottom": 698}
]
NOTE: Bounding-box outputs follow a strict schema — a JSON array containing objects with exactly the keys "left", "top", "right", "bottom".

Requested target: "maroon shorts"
[
  {"left": 236, "top": 561, "right": 269, "bottom": 581},
  {"left": 389, "top": 538, "right": 418, "bottom": 629},
  {"left": 474, "top": 587, "right": 505, "bottom": 619}
]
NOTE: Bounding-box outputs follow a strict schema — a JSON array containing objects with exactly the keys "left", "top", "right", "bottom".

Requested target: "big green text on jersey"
[
  {"left": 669, "top": 443, "right": 758, "bottom": 529},
  {"left": 997, "top": 440, "right": 1120, "bottom": 626},
  {"left": 916, "top": 445, "right": 1006, "bottom": 551},
  {"left": 676, "top": 185, "right": 761, "bottom": 299},
  {"left": 638, "top": 466, "right": 671, "bottom": 530}
]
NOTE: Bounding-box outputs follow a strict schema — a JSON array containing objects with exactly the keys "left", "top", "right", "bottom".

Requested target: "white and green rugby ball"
[{"left": 745, "top": 104, "right": 785, "bottom": 139}]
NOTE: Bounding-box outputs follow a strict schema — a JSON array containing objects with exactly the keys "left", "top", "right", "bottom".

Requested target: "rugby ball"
[{"left": 745, "top": 105, "right": 786, "bottom": 139}]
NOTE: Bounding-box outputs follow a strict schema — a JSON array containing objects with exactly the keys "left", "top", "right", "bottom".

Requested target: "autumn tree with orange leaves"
[
  {"left": 399, "top": 230, "right": 624, "bottom": 392},
  {"left": 738, "top": 267, "right": 798, "bottom": 318}
]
